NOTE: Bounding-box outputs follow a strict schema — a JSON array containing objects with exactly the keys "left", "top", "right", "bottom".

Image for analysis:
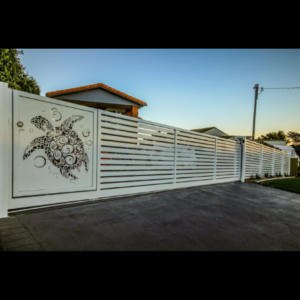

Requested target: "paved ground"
[{"left": 1, "top": 181, "right": 300, "bottom": 251}]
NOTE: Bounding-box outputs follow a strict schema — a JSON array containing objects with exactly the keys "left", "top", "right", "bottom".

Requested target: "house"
[
  {"left": 191, "top": 127, "right": 228, "bottom": 137},
  {"left": 261, "top": 140, "right": 299, "bottom": 161},
  {"left": 190, "top": 127, "right": 252, "bottom": 141},
  {"left": 46, "top": 83, "right": 147, "bottom": 118}
]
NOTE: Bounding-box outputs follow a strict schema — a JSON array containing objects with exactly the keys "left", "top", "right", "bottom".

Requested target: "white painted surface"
[
  {"left": 97, "top": 111, "right": 241, "bottom": 198},
  {"left": 0, "top": 82, "right": 9, "bottom": 217},
  {"left": 12, "top": 90, "right": 97, "bottom": 197},
  {"left": 244, "top": 139, "right": 290, "bottom": 178},
  {"left": 0, "top": 82, "right": 242, "bottom": 215}
]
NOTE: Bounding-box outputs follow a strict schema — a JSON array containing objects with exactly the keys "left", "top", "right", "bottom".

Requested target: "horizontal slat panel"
[
  {"left": 176, "top": 145, "right": 215, "bottom": 152},
  {"left": 101, "top": 128, "right": 175, "bottom": 143},
  {"left": 177, "top": 140, "right": 215, "bottom": 148},
  {"left": 100, "top": 170, "right": 174, "bottom": 176},
  {"left": 100, "top": 154, "right": 175, "bottom": 161},
  {"left": 176, "top": 176, "right": 214, "bottom": 183},
  {"left": 100, "top": 160, "right": 174, "bottom": 165},
  {"left": 100, "top": 147, "right": 175, "bottom": 157},
  {"left": 101, "top": 174, "right": 174, "bottom": 183},
  {"left": 176, "top": 173, "right": 214, "bottom": 179},
  {"left": 100, "top": 178, "right": 174, "bottom": 189},
  {"left": 138, "top": 123, "right": 175, "bottom": 134},
  {"left": 101, "top": 135, "right": 174, "bottom": 147},
  {"left": 98, "top": 111, "right": 241, "bottom": 197},
  {"left": 100, "top": 165, "right": 174, "bottom": 170},
  {"left": 177, "top": 131, "right": 216, "bottom": 143},
  {"left": 100, "top": 141, "right": 175, "bottom": 152},
  {"left": 100, "top": 122, "right": 139, "bottom": 133},
  {"left": 100, "top": 115, "right": 139, "bottom": 128},
  {"left": 177, "top": 136, "right": 215, "bottom": 147}
]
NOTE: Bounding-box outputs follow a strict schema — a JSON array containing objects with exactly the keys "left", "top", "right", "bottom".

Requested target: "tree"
[
  {"left": 287, "top": 131, "right": 300, "bottom": 157},
  {"left": 257, "top": 130, "right": 290, "bottom": 143},
  {"left": 0, "top": 49, "right": 40, "bottom": 95}
]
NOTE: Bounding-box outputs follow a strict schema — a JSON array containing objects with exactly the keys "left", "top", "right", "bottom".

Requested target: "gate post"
[
  {"left": 281, "top": 152, "right": 284, "bottom": 175},
  {"left": 259, "top": 144, "right": 263, "bottom": 176},
  {"left": 0, "top": 82, "right": 9, "bottom": 218},
  {"left": 240, "top": 137, "right": 246, "bottom": 182},
  {"left": 272, "top": 149, "right": 275, "bottom": 176},
  {"left": 214, "top": 138, "right": 217, "bottom": 181},
  {"left": 173, "top": 129, "right": 177, "bottom": 184}
]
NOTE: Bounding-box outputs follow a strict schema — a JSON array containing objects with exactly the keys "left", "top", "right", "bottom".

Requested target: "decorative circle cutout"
[
  {"left": 51, "top": 108, "right": 62, "bottom": 122},
  {"left": 82, "top": 129, "right": 90, "bottom": 138},
  {"left": 34, "top": 156, "right": 47, "bottom": 168}
]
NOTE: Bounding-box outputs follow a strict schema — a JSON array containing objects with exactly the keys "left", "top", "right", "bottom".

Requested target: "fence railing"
[
  {"left": 98, "top": 111, "right": 241, "bottom": 198},
  {"left": 241, "top": 139, "right": 290, "bottom": 180},
  {"left": 0, "top": 81, "right": 292, "bottom": 217}
]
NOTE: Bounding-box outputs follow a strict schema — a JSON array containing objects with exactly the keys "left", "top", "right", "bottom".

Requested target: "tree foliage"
[
  {"left": 257, "top": 130, "right": 290, "bottom": 143},
  {"left": 287, "top": 131, "right": 300, "bottom": 157},
  {"left": 287, "top": 131, "right": 300, "bottom": 144},
  {"left": 0, "top": 49, "right": 40, "bottom": 95}
]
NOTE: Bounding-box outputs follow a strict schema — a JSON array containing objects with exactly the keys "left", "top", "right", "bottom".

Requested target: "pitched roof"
[
  {"left": 191, "top": 127, "right": 228, "bottom": 136},
  {"left": 46, "top": 83, "right": 147, "bottom": 106},
  {"left": 191, "top": 127, "right": 215, "bottom": 133}
]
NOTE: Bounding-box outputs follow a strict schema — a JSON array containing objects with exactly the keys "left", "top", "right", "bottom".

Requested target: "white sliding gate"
[
  {"left": 241, "top": 139, "right": 290, "bottom": 179},
  {"left": 0, "top": 82, "right": 242, "bottom": 216},
  {"left": 98, "top": 111, "right": 241, "bottom": 198}
]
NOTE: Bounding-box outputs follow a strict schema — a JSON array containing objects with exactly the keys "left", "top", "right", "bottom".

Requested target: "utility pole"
[{"left": 252, "top": 84, "right": 259, "bottom": 141}]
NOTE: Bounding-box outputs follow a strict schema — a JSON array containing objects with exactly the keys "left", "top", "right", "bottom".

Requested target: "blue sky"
[{"left": 18, "top": 49, "right": 300, "bottom": 138}]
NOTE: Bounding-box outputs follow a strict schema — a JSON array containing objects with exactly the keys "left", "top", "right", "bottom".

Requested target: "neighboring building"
[
  {"left": 261, "top": 140, "right": 299, "bottom": 161},
  {"left": 191, "top": 127, "right": 228, "bottom": 137},
  {"left": 191, "top": 127, "right": 252, "bottom": 140},
  {"left": 46, "top": 83, "right": 147, "bottom": 118},
  {"left": 262, "top": 140, "right": 286, "bottom": 146}
]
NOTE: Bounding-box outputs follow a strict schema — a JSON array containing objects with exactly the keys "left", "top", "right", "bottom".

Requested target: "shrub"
[
  {"left": 256, "top": 174, "right": 261, "bottom": 179},
  {"left": 250, "top": 175, "right": 254, "bottom": 179},
  {"left": 264, "top": 172, "right": 269, "bottom": 178}
]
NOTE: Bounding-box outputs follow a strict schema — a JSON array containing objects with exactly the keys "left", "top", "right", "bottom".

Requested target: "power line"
[
  {"left": 252, "top": 83, "right": 300, "bottom": 140},
  {"left": 262, "top": 87, "right": 300, "bottom": 89}
]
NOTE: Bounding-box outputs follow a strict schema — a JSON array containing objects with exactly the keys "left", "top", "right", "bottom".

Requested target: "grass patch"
[{"left": 260, "top": 178, "right": 300, "bottom": 194}]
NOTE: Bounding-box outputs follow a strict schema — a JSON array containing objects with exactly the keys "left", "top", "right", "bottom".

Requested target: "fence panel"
[
  {"left": 99, "top": 112, "right": 176, "bottom": 195},
  {"left": 98, "top": 111, "right": 241, "bottom": 198},
  {"left": 0, "top": 82, "right": 242, "bottom": 214},
  {"left": 244, "top": 139, "right": 290, "bottom": 178}
]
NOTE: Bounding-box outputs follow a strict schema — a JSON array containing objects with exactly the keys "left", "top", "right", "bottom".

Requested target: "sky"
[{"left": 18, "top": 49, "right": 300, "bottom": 138}]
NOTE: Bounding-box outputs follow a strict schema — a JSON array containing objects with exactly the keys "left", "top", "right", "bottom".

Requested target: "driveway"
[{"left": 1, "top": 182, "right": 300, "bottom": 251}]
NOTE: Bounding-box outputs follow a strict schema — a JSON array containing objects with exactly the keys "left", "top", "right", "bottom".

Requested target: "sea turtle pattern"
[{"left": 23, "top": 115, "right": 89, "bottom": 180}]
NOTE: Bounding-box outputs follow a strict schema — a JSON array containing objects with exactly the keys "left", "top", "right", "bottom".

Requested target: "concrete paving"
[{"left": 1, "top": 181, "right": 300, "bottom": 251}]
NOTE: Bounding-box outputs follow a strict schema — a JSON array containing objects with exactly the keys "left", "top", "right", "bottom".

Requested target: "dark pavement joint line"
[{"left": 0, "top": 216, "right": 44, "bottom": 251}]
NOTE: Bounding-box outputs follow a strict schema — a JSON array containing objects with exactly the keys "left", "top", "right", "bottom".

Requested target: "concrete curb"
[{"left": 255, "top": 176, "right": 296, "bottom": 183}]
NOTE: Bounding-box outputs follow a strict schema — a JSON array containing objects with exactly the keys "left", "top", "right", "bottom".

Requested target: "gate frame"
[{"left": 0, "top": 82, "right": 9, "bottom": 217}]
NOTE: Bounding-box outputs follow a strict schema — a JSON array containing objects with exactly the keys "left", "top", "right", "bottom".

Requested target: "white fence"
[
  {"left": 98, "top": 112, "right": 241, "bottom": 198},
  {"left": 0, "top": 82, "right": 292, "bottom": 218},
  {"left": 241, "top": 139, "right": 290, "bottom": 179},
  {"left": 0, "top": 83, "right": 242, "bottom": 217}
]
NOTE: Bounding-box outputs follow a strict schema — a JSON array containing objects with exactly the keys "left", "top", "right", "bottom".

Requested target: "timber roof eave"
[{"left": 46, "top": 83, "right": 147, "bottom": 107}]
